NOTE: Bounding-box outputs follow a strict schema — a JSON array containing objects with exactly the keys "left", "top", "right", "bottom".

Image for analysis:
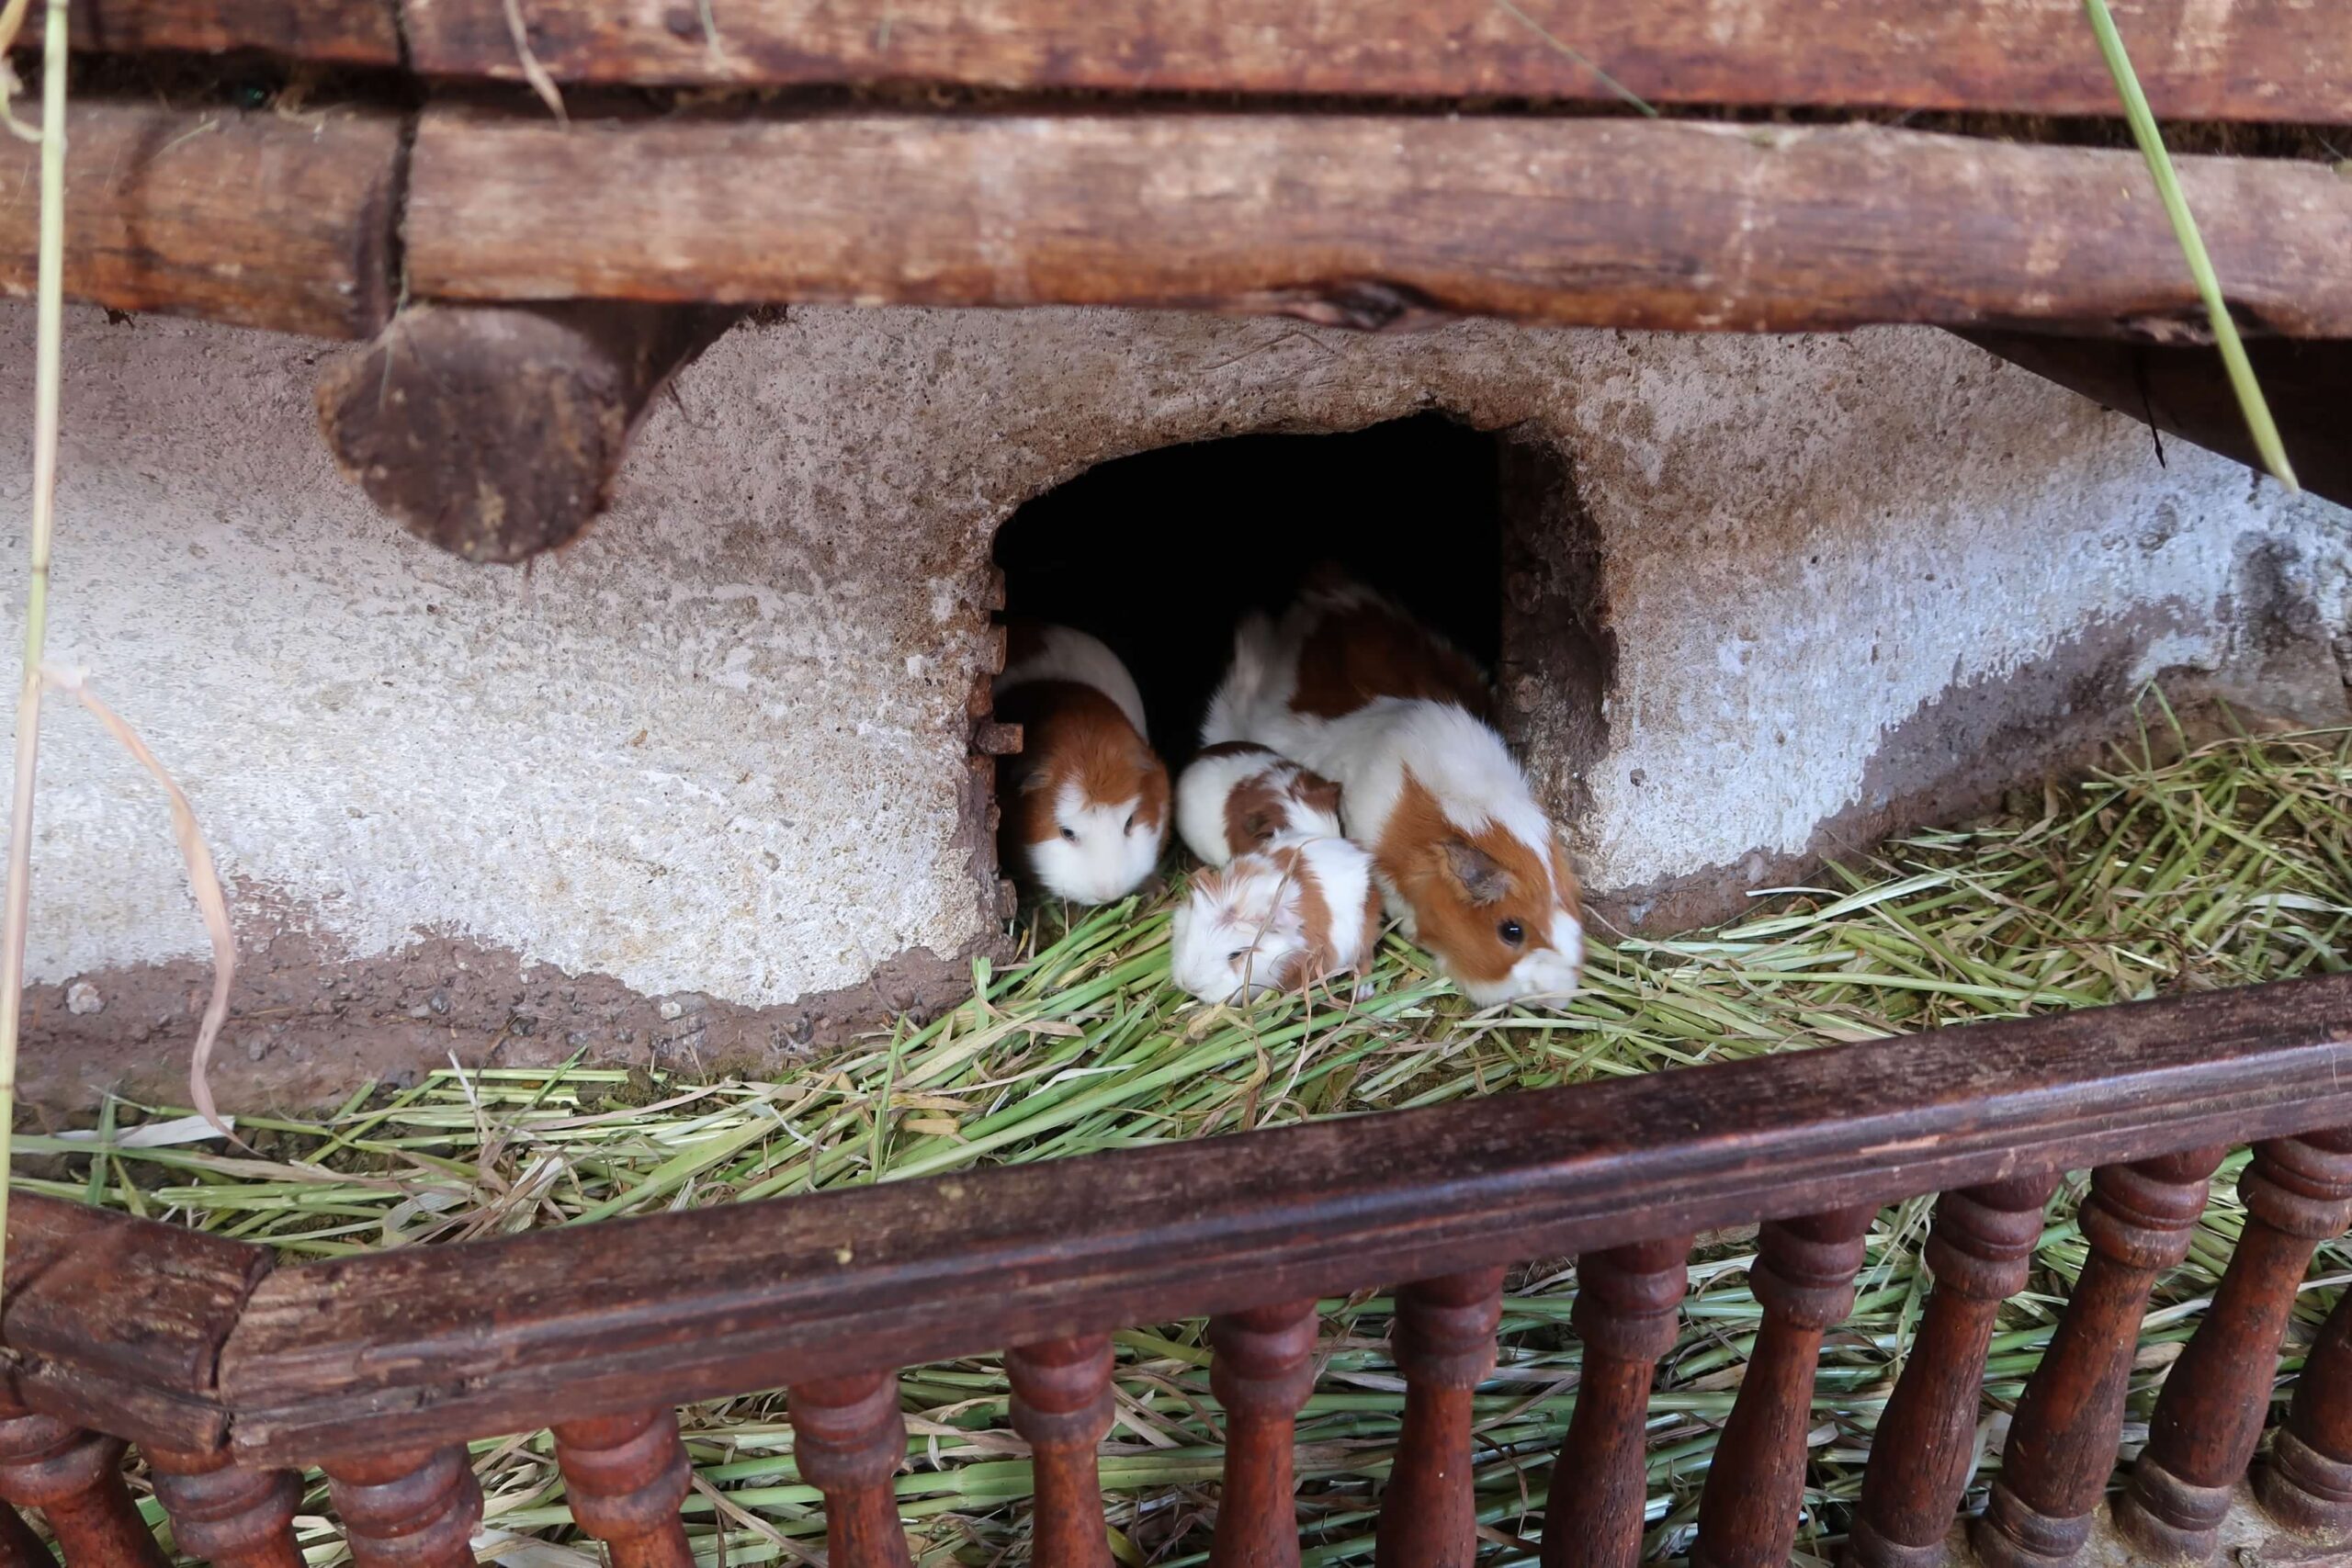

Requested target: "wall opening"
[{"left": 992, "top": 412, "right": 1510, "bottom": 763}]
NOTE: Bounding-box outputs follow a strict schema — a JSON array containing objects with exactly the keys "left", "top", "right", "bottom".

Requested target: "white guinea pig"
[
  {"left": 1170, "top": 834, "right": 1382, "bottom": 1004},
  {"left": 1175, "top": 741, "right": 1345, "bottom": 867}
]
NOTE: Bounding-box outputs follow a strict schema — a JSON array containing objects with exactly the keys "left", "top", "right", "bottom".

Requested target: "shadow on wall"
[{"left": 992, "top": 412, "right": 1508, "bottom": 761}]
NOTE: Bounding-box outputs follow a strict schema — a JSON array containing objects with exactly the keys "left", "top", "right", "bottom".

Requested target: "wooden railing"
[{"left": 12, "top": 974, "right": 2352, "bottom": 1568}]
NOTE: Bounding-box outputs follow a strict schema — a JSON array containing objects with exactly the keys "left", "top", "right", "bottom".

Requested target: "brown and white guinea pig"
[
  {"left": 993, "top": 621, "right": 1170, "bottom": 905},
  {"left": 1199, "top": 571, "right": 1584, "bottom": 1007},
  {"left": 1175, "top": 741, "right": 1344, "bottom": 867},
  {"left": 1170, "top": 833, "right": 1381, "bottom": 1004}
]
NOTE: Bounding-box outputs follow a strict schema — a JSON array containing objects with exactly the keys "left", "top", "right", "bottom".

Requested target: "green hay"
[{"left": 27, "top": 715, "right": 2352, "bottom": 1567}]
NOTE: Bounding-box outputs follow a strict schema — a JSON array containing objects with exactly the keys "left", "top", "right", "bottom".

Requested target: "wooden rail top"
[{"left": 11, "top": 973, "right": 2352, "bottom": 1469}]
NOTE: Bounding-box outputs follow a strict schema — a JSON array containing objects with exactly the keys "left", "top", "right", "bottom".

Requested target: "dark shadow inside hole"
[{"left": 993, "top": 412, "right": 1506, "bottom": 763}]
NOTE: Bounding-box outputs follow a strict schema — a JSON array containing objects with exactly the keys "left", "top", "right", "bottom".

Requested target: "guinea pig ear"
[
  {"left": 1438, "top": 838, "right": 1510, "bottom": 906},
  {"left": 1018, "top": 768, "right": 1054, "bottom": 795}
]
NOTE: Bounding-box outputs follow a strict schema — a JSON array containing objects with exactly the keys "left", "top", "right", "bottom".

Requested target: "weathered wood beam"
[
  {"left": 408, "top": 0, "right": 2352, "bottom": 124},
  {"left": 316, "top": 301, "right": 744, "bottom": 563},
  {"left": 404, "top": 113, "right": 2352, "bottom": 339},
  {"left": 1962, "top": 333, "right": 2352, "bottom": 510},
  {"left": 15, "top": 0, "right": 400, "bottom": 65},
  {"left": 0, "top": 100, "right": 403, "bottom": 340}
]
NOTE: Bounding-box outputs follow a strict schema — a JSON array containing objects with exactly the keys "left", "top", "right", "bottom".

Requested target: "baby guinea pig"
[
  {"left": 1170, "top": 834, "right": 1382, "bottom": 1004},
  {"left": 1174, "top": 741, "right": 1344, "bottom": 867},
  {"left": 995, "top": 622, "right": 1170, "bottom": 904}
]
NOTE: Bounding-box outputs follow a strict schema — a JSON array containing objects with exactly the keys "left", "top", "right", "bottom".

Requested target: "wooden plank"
[
  {"left": 16, "top": 0, "right": 400, "bottom": 65},
  {"left": 2, "top": 1195, "right": 269, "bottom": 1451},
  {"left": 220, "top": 972, "right": 2352, "bottom": 1463},
  {"left": 404, "top": 0, "right": 2352, "bottom": 124},
  {"left": 1962, "top": 333, "right": 2352, "bottom": 510},
  {"left": 0, "top": 100, "right": 404, "bottom": 341},
  {"left": 405, "top": 112, "right": 2352, "bottom": 339}
]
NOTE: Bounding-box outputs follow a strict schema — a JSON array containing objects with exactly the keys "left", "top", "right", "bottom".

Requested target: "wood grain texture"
[
  {"left": 321, "top": 1449, "right": 483, "bottom": 1568},
  {"left": 2259, "top": 1290, "right": 2352, "bottom": 1531},
  {"left": 1962, "top": 333, "right": 2352, "bottom": 510},
  {"left": 146, "top": 1447, "right": 306, "bottom": 1568},
  {"left": 1006, "top": 1338, "right": 1115, "bottom": 1568},
  {"left": 1374, "top": 1269, "right": 1503, "bottom": 1568},
  {"left": 0, "top": 100, "right": 401, "bottom": 341},
  {"left": 789, "top": 1374, "right": 912, "bottom": 1568},
  {"left": 550, "top": 1412, "right": 696, "bottom": 1568},
  {"left": 214, "top": 974, "right": 2352, "bottom": 1462},
  {"left": 403, "top": 111, "right": 2352, "bottom": 339},
  {"left": 1540, "top": 1238, "right": 1689, "bottom": 1568},
  {"left": 14, "top": 0, "right": 399, "bottom": 64},
  {"left": 1208, "top": 1302, "right": 1317, "bottom": 1568},
  {"left": 0, "top": 1390, "right": 167, "bottom": 1568},
  {"left": 404, "top": 0, "right": 2352, "bottom": 123},
  {"left": 2, "top": 1195, "right": 268, "bottom": 1452}
]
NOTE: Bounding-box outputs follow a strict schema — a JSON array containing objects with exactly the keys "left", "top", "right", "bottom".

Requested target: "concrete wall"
[{"left": 5, "top": 303, "right": 2345, "bottom": 1110}]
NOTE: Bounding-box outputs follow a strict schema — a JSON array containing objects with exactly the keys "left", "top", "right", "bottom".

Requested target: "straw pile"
[{"left": 26, "top": 718, "right": 2352, "bottom": 1568}]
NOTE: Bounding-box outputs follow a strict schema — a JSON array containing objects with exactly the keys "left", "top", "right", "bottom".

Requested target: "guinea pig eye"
[
  {"left": 1227, "top": 949, "right": 1247, "bottom": 963},
  {"left": 1124, "top": 811, "right": 1137, "bottom": 833},
  {"left": 1498, "top": 919, "right": 1525, "bottom": 946},
  {"left": 1059, "top": 827, "right": 1079, "bottom": 842}
]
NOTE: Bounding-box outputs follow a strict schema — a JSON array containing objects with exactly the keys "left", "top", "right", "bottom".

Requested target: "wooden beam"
[
  {"left": 1962, "top": 333, "right": 2352, "bottom": 510},
  {"left": 404, "top": 113, "right": 2352, "bottom": 339},
  {"left": 16, "top": 0, "right": 400, "bottom": 65},
  {"left": 216, "top": 971, "right": 2352, "bottom": 1462},
  {"left": 316, "top": 301, "right": 745, "bottom": 563},
  {"left": 0, "top": 100, "right": 404, "bottom": 341},
  {"left": 408, "top": 0, "right": 2352, "bottom": 124}
]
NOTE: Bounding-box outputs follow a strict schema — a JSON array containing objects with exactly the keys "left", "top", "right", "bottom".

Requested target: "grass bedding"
[{"left": 21, "top": 716, "right": 2352, "bottom": 1568}]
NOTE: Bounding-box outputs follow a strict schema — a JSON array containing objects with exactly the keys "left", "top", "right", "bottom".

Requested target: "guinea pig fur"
[
  {"left": 1175, "top": 741, "right": 1345, "bottom": 867},
  {"left": 994, "top": 623, "right": 1170, "bottom": 905},
  {"left": 1170, "top": 834, "right": 1381, "bottom": 1004}
]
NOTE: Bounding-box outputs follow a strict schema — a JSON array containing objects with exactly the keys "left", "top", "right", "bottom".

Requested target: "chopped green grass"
[{"left": 30, "top": 712, "right": 2352, "bottom": 1567}]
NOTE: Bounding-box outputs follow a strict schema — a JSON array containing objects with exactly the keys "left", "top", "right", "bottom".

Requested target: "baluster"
[
  {"left": 2117, "top": 1132, "right": 2352, "bottom": 1558},
  {"left": 0, "top": 1504, "right": 47, "bottom": 1568},
  {"left": 321, "top": 1447, "right": 482, "bottom": 1568},
  {"left": 1008, "top": 1337, "right": 1116, "bottom": 1568},
  {"left": 146, "top": 1446, "right": 303, "bottom": 1568},
  {"left": 1541, "top": 1237, "right": 1690, "bottom": 1568},
  {"left": 1973, "top": 1147, "right": 2226, "bottom": 1568},
  {"left": 1848, "top": 1175, "right": 2060, "bottom": 1568},
  {"left": 789, "top": 1371, "right": 912, "bottom": 1568},
  {"left": 1374, "top": 1268, "right": 1505, "bottom": 1568},
  {"left": 2259, "top": 1288, "right": 2352, "bottom": 1530},
  {"left": 0, "top": 1394, "right": 167, "bottom": 1568},
  {"left": 1690, "top": 1204, "right": 1877, "bottom": 1568},
  {"left": 550, "top": 1412, "right": 695, "bottom": 1568},
  {"left": 1208, "top": 1300, "right": 1319, "bottom": 1568}
]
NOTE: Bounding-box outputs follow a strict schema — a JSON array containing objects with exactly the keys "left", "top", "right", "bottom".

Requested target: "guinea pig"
[
  {"left": 994, "top": 622, "right": 1170, "bottom": 905},
  {"left": 1169, "top": 834, "right": 1382, "bottom": 1004},
  {"left": 1174, "top": 741, "right": 1344, "bottom": 867},
  {"left": 1201, "top": 573, "right": 1583, "bottom": 1006}
]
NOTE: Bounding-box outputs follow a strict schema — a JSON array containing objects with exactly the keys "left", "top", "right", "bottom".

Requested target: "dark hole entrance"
[{"left": 992, "top": 412, "right": 1508, "bottom": 763}]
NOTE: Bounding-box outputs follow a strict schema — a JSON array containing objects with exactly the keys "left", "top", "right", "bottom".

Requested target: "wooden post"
[
  {"left": 321, "top": 1448, "right": 483, "bottom": 1568},
  {"left": 1690, "top": 1207, "right": 1876, "bottom": 1568},
  {"left": 1375, "top": 1269, "right": 1505, "bottom": 1568},
  {"left": 2259, "top": 1290, "right": 2352, "bottom": 1531},
  {"left": 1007, "top": 1337, "right": 1116, "bottom": 1568},
  {"left": 549, "top": 1412, "right": 696, "bottom": 1568},
  {"left": 1541, "top": 1237, "right": 1690, "bottom": 1568},
  {"left": 146, "top": 1446, "right": 304, "bottom": 1568},
  {"left": 0, "top": 1397, "right": 166, "bottom": 1568},
  {"left": 2120, "top": 1133, "right": 2352, "bottom": 1559},
  {"left": 789, "top": 1372, "right": 912, "bottom": 1568},
  {"left": 316, "top": 300, "right": 743, "bottom": 564},
  {"left": 1848, "top": 1176, "right": 2059, "bottom": 1568},
  {"left": 1208, "top": 1301, "right": 1319, "bottom": 1568},
  {"left": 1973, "top": 1148, "right": 2227, "bottom": 1568},
  {"left": 0, "top": 1506, "right": 46, "bottom": 1568}
]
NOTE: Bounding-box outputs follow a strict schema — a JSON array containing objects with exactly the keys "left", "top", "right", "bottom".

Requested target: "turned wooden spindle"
[
  {"left": 2260, "top": 1287, "right": 2352, "bottom": 1530},
  {"left": 1541, "top": 1237, "right": 1691, "bottom": 1568},
  {"left": 1690, "top": 1205, "right": 1877, "bottom": 1568},
  {"left": 550, "top": 1411, "right": 696, "bottom": 1568},
  {"left": 0, "top": 1504, "right": 48, "bottom": 1568},
  {"left": 321, "top": 1447, "right": 484, "bottom": 1568},
  {"left": 789, "top": 1371, "right": 913, "bottom": 1568},
  {"left": 1374, "top": 1268, "right": 1505, "bottom": 1568},
  {"left": 1974, "top": 1146, "right": 2226, "bottom": 1568},
  {"left": 147, "top": 1445, "right": 305, "bottom": 1568},
  {"left": 2118, "top": 1132, "right": 2352, "bottom": 1558},
  {"left": 0, "top": 1394, "right": 167, "bottom": 1568},
  {"left": 1008, "top": 1337, "right": 1117, "bottom": 1568},
  {"left": 1848, "top": 1175, "right": 2060, "bottom": 1568},
  {"left": 1208, "top": 1300, "right": 1320, "bottom": 1568}
]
